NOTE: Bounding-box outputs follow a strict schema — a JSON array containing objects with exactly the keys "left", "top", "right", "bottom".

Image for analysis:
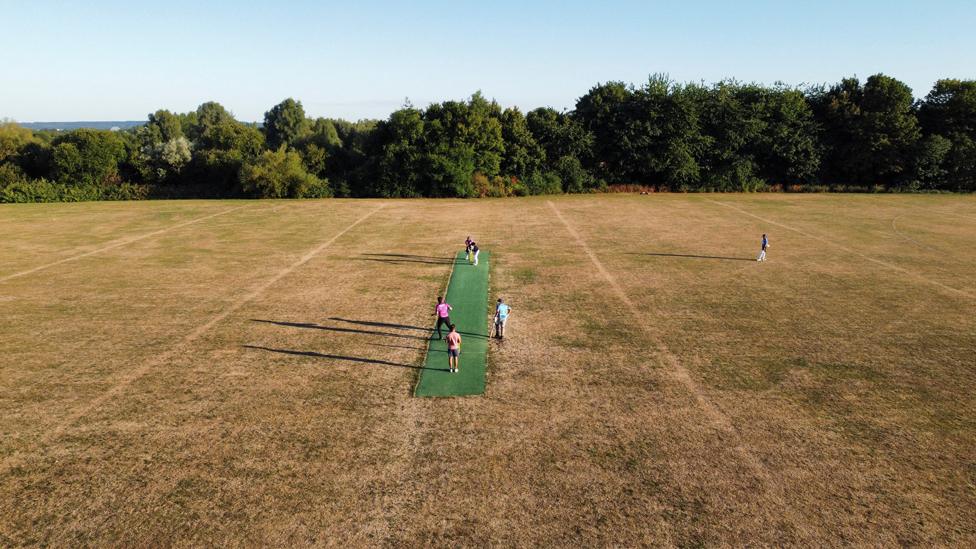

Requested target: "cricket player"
[
  {"left": 493, "top": 298, "right": 511, "bottom": 339},
  {"left": 434, "top": 296, "right": 453, "bottom": 339},
  {"left": 757, "top": 234, "right": 769, "bottom": 262},
  {"left": 446, "top": 324, "right": 462, "bottom": 373}
]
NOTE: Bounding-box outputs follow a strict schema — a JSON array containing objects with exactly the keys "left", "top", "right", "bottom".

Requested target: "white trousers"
[
  {"left": 473, "top": 250, "right": 480, "bottom": 265},
  {"left": 757, "top": 249, "right": 766, "bottom": 262}
]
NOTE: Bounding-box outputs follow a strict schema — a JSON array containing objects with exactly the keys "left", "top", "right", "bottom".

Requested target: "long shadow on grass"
[
  {"left": 251, "top": 319, "right": 430, "bottom": 340},
  {"left": 330, "top": 317, "right": 489, "bottom": 340},
  {"left": 356, "top": 253, "right": 458, "bottom": 265},
  {"left": 371, "top": 342, "right": 442, "bottom": 352},
  {"left": 329, "top": 317, "right": 429, "bottom": 332},
  {"left": 629, "top": 252, "right": 754, "bottom": 262},
  {"left": 244, "top": 345, "right": 445, "bottom": 371}
]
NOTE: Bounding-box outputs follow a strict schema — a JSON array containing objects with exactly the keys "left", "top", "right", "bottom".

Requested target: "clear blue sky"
[{"left": 2, "top": 0, "right": 974, "bottom": 122}]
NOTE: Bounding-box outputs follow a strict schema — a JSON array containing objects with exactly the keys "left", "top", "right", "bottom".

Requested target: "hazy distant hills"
[{"left": 18, "top": 121, "right": 144, "bottom": 131}]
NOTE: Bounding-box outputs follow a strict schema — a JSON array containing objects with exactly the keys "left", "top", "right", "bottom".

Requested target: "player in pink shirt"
[
  {"left": 446, "top": 323, "right": 462, "bottom": 373},
  {"left": 434, "top": 296, "right": 453, "bottom": 339}
]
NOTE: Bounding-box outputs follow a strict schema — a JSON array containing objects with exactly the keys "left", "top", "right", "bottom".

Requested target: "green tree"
[
  {"left": 573, "top": 81, "right": 630, "bottom": 179},
  {"left": 131, "top": 110, "right": 193, "bottom": 183},
  {"left": 500, "top": 107, "right": 545, "bottom": 179},
  {"left": 264, "top": 98, "right": 311, "bottom": 150},
  {"left": 918, "top": 79, "right": 976, "bottom": 190},
  {"left": 553, "top": 155, "right": 595, "bottom": 193},
  {"left": 810, "top": 74, "right": 920, "bottom": 187},
  {"left": 694, "top": 82, "right": 820, "bottom": 189},
  {"left": 51, "top": 129, "right": 126, "bottom": 185},
  {"left": 182, "top": 102, "right": 264, "bottom": 193},
  {"left": 240, "top": 146, "right": 330, "bottom": 198},
  {"left": 525, "top": 108, "right": 593, "bottom": 169},
  {"left": 422, "top": 93, "right": 505, "bottom": 183},
  {"left": 190, "top": 101, "right": 235, "bottom": 146},
  {"left": 0, "top": 120, "right": 37, "bottom": 164},
  {"left": 320, "top": 119, "right": 376, "bottom": 196},
  {"left": 147, "top": 110, "right": 183, "bottom": 142},
  {"left": 693, "top": 81, "right": 760, "bottom": 190},
  {"left": 753, "top": 86, "right": 821, "bottom": 184},
  {"left": 574, "top": 76, "right": 707, "bottom": 188},
  {"left": 911, "top": 134, "right": 952, "bottom": 189},
  {"left": 362, "top": 108, "right": 425, "bottom": 197},
  {"left": 297, "top": 118, "right": 343, "bottom": 177}
]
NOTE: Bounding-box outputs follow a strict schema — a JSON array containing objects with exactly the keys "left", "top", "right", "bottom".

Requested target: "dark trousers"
[{"left": 436, "top": 316, "right": 451, "bottom": 338}]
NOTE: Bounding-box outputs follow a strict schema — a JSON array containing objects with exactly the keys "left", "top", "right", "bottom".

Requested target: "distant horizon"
[{"left": 4, "top": 73, "right": 966, "bottom": 126}]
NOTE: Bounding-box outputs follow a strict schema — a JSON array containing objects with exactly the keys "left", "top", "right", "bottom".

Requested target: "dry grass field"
[{"left": 1, "top": 194, "right": 974, "bottom": 546}]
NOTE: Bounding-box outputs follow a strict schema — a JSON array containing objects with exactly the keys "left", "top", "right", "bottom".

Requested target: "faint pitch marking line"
[
  {"left": 705, "top": 198, "right": 976, "bottom": 300},
  {"left": 890, "top": 214, "right": 938, "bottom": 252},
  {"left": 0, "top": 204, "right": 387, "bottom": 474},
  {"left": 0, "top": 206, "right": 247, "bottom": 283},
  {"left": 547, "top": 200, "right": 813, "bottom": 536},
  {"left": 547, "top": 201, "right": 738, "bottom": 431}
]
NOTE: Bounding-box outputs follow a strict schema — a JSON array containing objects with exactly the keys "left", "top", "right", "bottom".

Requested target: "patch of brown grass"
[{"left": 1, "top": 194, "right": 975, "bottom": 545}]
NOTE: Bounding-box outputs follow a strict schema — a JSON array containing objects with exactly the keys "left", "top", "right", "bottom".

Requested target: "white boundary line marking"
[
  {"left": 705, "top": 198, "right": 976, "bottom": 300},
  {"left": 0, "top": 203, "right": 387, "bottom": 473},
  {"left": 547, "top": 200, "right": 812, "bottom": 536},
  {"left": 0, "top": 205, "right": 248, "bottom": 283}
]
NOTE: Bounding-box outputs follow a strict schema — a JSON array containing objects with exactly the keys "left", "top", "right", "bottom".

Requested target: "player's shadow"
[
  {"left": 330, "top": 317, "right": 488, "bottom": 340},
  {"left": 330, "top": 317, "right": 429, "bottom": 332},
  {"left": 356, "top": 253, "right": 458, "bottom": 265},
  {"left": 251, "top": 319, "right": 430, "bottom": 340},
  {"left": 629, "top": 252, "right": 753, "bottom": 262},
  {"left": 370, "top": 342, "right": 445, "bottom": 353},
  {"left": 243, "top": 345, "right": 445, "bottom": 371}
]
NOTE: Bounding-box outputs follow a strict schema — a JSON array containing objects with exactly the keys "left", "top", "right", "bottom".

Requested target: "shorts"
[{"left": 448, "top": 348, "right": 460, "bottom": 358}]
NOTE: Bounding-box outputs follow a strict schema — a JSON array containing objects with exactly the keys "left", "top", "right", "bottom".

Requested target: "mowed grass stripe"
[
  {"left": 0, "top": 205, "right": 247, "bottom": 283},
  {"left": 415, "top": 251, "right": 490, "bottom": 397},
  {"left": 0, "top": 203, "right": 387, "bottom": 475}
]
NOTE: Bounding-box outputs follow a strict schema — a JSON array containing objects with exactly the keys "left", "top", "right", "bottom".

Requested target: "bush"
[
  {"left": 605, "top": 184, "right": 658, "bottom": 193},
  {"left": 102, "top": 183, "right": 152, "bottom": 201},
  {"left": 524, "top": 172, "right": 562, "bottom": 195},
  {"left": 472, "top": 173, "right": 517, "bottom": 197},
  {"left": 301, "top": 176, "right": 332, "bottom": 198},
  {"left": 51, "top": 129, "right": 126, "bottom": 186},
  {"left": 0, "top": 176, "right": 151, "bottom": 203},
  {"left": 0, "top": 162, "right": 29, "bottom": 187},
  {"left": 553, "top": 155, "right": 595, "bottom": 193},
  {"left": 240, "top": 146, "right": 331, "bottom": 198}
]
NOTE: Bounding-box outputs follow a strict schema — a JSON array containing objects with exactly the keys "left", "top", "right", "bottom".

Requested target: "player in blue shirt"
[
  {"left": 757, "top": 234, "right": 769, "bottom": 262},
  {"left": 493, "top": 298, "right": 511, "bottom": 339}
]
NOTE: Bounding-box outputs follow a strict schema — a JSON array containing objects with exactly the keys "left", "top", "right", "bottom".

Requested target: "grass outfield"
[{"left": 1, "top": 194, "right": 974, "bottom": 545}]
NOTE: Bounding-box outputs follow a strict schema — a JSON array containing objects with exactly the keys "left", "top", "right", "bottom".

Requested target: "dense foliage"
[{"left": 2, "top": 74, "right": 975, "bottom": 202}]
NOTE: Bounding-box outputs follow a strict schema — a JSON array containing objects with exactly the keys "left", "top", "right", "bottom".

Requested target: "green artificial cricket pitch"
[{"left": 414, "top": 250, "right": 491, "bottom": 397}]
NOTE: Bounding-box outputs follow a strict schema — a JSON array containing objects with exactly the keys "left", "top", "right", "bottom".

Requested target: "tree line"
[{"left": 1, "top": 74, "right": 974, "bottom": 202}]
